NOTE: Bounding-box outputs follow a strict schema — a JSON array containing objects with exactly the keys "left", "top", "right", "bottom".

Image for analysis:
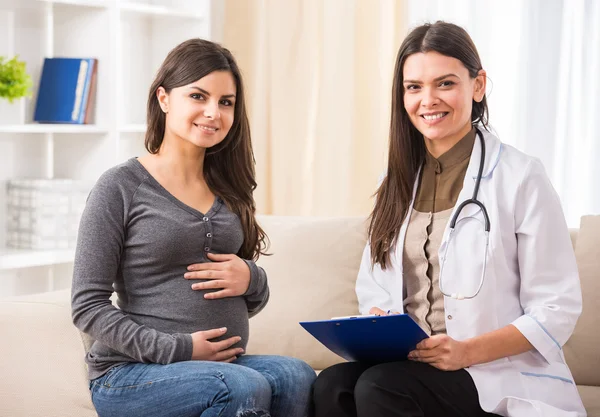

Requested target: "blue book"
[
  {"left": 34, "top": 58, "right": 97, "bottom": 124},
  {"left": 300, "top": 314, "right": 428, "bottom": 363}
]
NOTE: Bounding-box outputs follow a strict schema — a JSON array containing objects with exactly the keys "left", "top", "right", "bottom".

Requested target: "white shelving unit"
[
  {"left": 0, "top": 247, "right": 76, "bottom": 270},
  {"left": 0, "top": 0, "right": 221, "bottom": 296},
  {"left": 0, "top": 124, "right": 109, "bottom": 133}
]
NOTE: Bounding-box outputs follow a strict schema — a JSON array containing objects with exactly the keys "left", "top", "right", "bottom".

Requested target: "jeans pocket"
[{"left": 99, "top": 363, "right": 128, "bottom": 388}]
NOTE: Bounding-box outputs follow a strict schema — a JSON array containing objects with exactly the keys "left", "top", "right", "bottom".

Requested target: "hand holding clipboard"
[{"left": 299, "top": 313, "right": 428, "bottom": 363}]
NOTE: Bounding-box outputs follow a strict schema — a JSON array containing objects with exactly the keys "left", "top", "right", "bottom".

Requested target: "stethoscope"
[{"left": 438, "top": 127, "right": 490, "bottom": 300}]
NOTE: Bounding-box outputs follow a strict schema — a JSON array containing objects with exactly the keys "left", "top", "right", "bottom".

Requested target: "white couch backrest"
[
  {"left": 247, "top": 215, "right": 368, "bottom": 370},
  {"left": 564, "top": 215, "right": 600, "bottom": 386}
]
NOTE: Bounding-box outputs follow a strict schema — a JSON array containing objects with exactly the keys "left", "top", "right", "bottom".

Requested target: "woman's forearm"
[{"left": 465, "top": 324, "right": 534, "bottom": 366}]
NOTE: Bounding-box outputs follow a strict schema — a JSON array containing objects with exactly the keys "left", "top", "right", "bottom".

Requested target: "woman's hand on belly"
[
  {"left": 185, "top": 253, "right": 251, "bottom": 299},
  {"left": 191, "top": 327, "right": 245, "bottom": 362}
]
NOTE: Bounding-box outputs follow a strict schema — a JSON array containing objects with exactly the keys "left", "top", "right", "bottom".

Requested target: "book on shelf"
[{"left": 33, "top": 57, "right": 98, "bottom": 124}]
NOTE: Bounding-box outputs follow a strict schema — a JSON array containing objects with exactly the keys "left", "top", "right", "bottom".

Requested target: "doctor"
[{"left": 313, "top": 21, "right": 586, "bottom": 417}]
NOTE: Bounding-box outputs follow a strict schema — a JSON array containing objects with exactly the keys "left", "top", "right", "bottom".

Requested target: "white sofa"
[{"left": 0, "top": 215, "right": 598, "bottom": 416}]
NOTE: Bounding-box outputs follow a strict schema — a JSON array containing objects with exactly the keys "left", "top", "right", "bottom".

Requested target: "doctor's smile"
[{"left": 420, "top": 111, "right": 449, "bottom": 125}]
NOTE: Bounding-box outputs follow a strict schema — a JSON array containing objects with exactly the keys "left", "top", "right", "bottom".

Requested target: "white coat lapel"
[{"left": 390, "top": 166, "right": 422, "bottom": 274}]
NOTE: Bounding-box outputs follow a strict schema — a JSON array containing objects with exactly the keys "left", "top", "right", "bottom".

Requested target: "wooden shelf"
[
  {"left": 0, "top": 124, "right": 108, "bottom": 134},
  {"left": 0, "top": 247, "right": 75, "bottom": 270}
]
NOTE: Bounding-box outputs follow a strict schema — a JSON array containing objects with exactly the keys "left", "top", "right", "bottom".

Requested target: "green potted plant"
[{"left": 0, "top": 55, "right": 33, "bottom": 124}]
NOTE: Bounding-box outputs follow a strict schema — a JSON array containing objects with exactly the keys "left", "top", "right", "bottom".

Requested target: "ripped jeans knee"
[{"left": 237, "top": 410, "right": 271, "bottom": 417}]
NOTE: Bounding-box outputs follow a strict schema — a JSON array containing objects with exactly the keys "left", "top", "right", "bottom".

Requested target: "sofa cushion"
[
  {"left": 577, "top": 385, "right": 600, "bottom": 417},
  {"left": 569, "top": 228, "right": 578, "bottom": 249},
  {"left": 247, "top": 215, "right": 367, "bottom": 370},
  {"left": 0, "top": 289, "right": 96, "bottom": 417},
  {"left": 564, "top": 215, "right": 600, "bottom": 386}
]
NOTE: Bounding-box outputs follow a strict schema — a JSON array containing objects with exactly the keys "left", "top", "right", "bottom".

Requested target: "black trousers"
[{"left": 313, "top": 361, "right": 500, "bottom": 417}]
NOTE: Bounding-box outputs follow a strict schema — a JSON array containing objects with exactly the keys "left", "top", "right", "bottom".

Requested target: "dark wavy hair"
[
  {"left": 369, "top": 21, "right": 489, "bottom": 268},
  {"left": 145, "top": 38, "right": 268, "bottom": 260}
]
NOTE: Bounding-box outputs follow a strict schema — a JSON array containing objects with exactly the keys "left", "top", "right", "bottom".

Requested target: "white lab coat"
[{"left": 356, "top": 130, "right": 586, "bottom": 416}]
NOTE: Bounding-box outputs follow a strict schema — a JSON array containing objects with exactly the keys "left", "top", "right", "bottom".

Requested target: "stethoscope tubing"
[{"left": 438, "top": 127, "right": 490, "bottom": 300}]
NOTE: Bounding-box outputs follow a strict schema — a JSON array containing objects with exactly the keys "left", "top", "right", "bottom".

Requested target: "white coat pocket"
[{"left": 518, "top": 371, "right": 582, "bottom": 412}]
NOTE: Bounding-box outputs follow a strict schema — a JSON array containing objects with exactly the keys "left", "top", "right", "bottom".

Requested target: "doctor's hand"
[
  {"left": 185, "top": 253, "right": 251, "bottom": 299},
  {"left": 369, "top": 307, "right": 401, "bottom": 316},
  {"left": 408, "top": 334, "right": 470, "bottom": 371}
]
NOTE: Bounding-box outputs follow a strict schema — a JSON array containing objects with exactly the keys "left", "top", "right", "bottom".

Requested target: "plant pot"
[{"left": 0, "top": 97, "right": 27, "bottom": 125}]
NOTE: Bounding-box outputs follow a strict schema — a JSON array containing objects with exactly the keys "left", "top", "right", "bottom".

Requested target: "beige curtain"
[{"left": 223, "top": 0, "right": 407, "bottom": 216}]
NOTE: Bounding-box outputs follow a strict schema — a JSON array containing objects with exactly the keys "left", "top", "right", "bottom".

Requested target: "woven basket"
[{"left": 6, "top": 179, "right": 92, "bottom": 250}]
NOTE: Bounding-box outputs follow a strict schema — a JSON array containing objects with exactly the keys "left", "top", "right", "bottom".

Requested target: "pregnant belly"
[{"left": 124, "top": 290, "right": 250, "bottom": 350}]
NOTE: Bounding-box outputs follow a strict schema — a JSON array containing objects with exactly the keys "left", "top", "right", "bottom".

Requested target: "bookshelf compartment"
[
  {"left": 52, "top": 134, "right": 114, "bottom": 181},
  {"left": 0, "top": 4, "right": 46, "bottom": 124},
  {"left": 53, "top": 4, "right": 110, "bottom": 126}
]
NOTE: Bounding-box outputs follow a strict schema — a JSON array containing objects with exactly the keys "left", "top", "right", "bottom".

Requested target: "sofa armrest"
[{"left": 0, "top": 289, "right": 96, "bottom": 417}]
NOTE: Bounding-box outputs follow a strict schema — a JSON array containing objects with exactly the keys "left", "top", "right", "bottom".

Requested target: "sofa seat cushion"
[{"left": 0, "top": 289, "right": 96, "bottom": 417}]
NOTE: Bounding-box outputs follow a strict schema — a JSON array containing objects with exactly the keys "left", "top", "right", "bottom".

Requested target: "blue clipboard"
[{"left": 299, "top": 314, "right": 428, "bottom": 363}]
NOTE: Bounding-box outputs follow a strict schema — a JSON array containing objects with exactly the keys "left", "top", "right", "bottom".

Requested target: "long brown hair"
[
  {"left": 145, "top": 38, "right": 268, "bottom": 260},
  {"left": 369, "top": 21, "right": 489, "bottom": 268}
]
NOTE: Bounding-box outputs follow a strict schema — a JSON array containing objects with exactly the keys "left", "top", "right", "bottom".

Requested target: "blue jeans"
[{"left": 90, "top": 355, "right": 316, "bottom": 417}]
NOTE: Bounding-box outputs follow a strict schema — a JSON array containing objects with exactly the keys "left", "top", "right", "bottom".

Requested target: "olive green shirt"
[{"left": 414, "top": 128, "right": 476, "bottom": 213}]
